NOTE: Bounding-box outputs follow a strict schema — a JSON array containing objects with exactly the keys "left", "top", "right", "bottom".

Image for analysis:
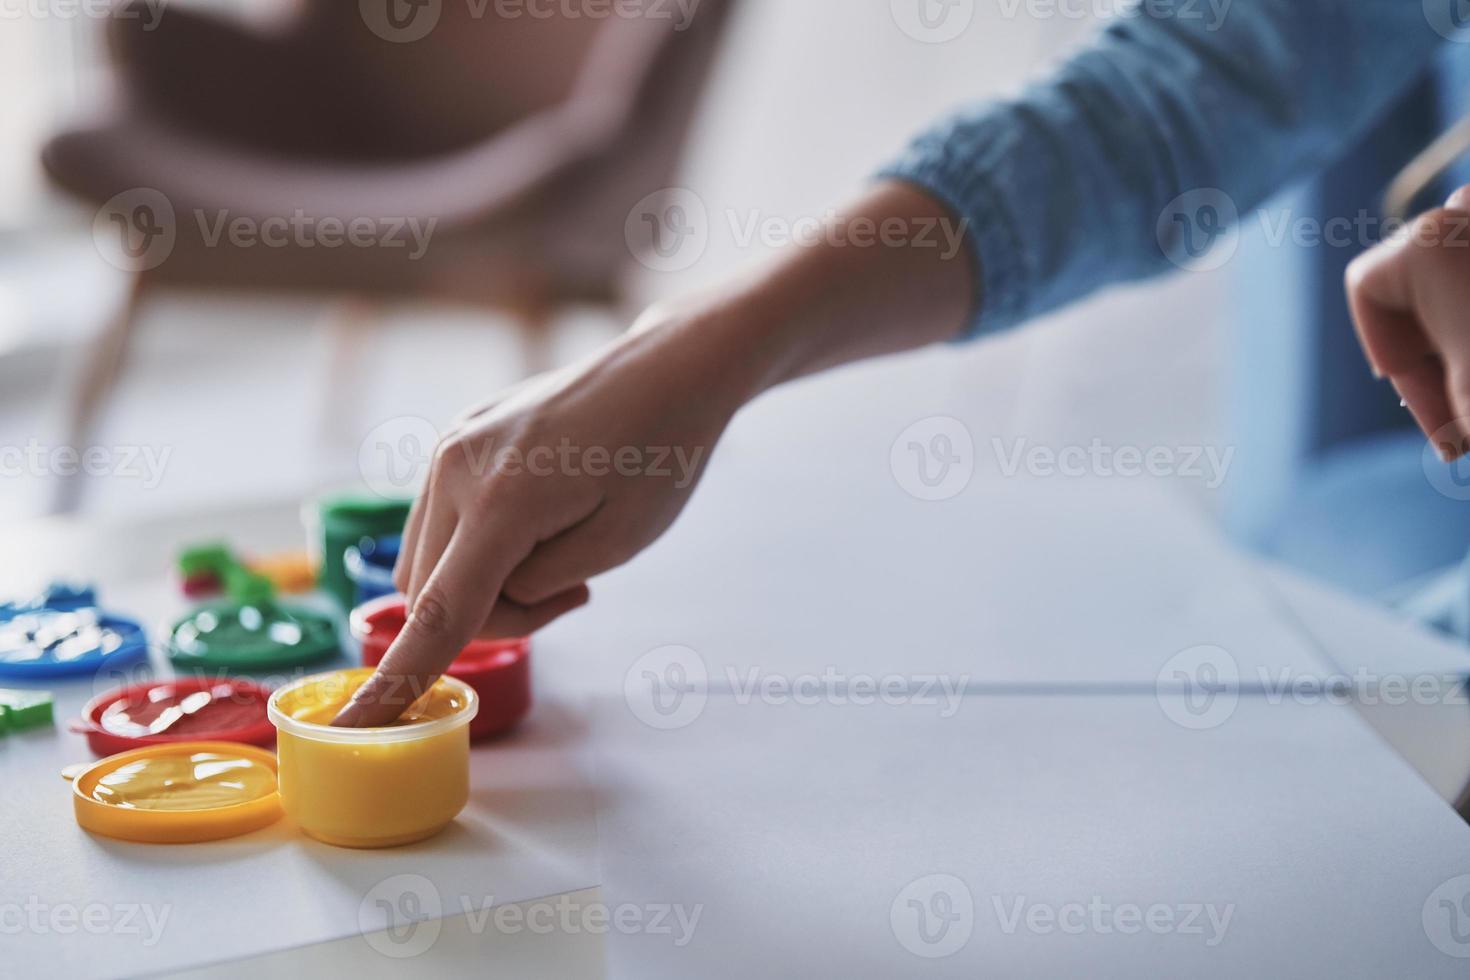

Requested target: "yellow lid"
[{"left": 67, "top": 742, "right": 282, "bottom": 843}]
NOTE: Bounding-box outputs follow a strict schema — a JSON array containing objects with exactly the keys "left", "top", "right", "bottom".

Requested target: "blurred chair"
[{"left": 42, "top": 0, "right": 737, "bottom": 511}]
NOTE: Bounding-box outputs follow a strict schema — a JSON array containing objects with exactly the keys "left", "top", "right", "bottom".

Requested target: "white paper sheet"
[
  {"left": 1, "top": 675, "right": 601, "bottom": 978},
  {"left": 588, "top": 693, "right": 1470, "bottom": 979}
]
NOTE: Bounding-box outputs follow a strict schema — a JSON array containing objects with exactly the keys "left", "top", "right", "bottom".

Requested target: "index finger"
[{"left": 333, "top": 516, "right": 532, "bottom": 727}]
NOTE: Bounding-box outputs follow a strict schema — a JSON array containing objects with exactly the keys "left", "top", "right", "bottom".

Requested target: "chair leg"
[
  {"left": 502, "top": 269, "right": 560, "bottom": 378},
  {"left": 51, "top": 272, "right": 150, "bottom": 514},
  {"left": 314, "top": 297, "right": 382, "bottom": 472},
  {"left": 514, "top": 298, "right": 557, "bottom": 378}
]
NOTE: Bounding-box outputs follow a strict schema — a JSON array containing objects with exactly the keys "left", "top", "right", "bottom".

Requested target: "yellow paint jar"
[{"left": 267, "top": 668, "right": 478, "bottom": 848}]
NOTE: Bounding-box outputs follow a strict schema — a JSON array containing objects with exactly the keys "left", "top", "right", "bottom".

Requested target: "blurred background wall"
[
  {"left": 2, "top": 0, "right": 1459, "bottom": 627},
  {"left": 0, "top": 1, "right": 1222, "bottom": 516}
]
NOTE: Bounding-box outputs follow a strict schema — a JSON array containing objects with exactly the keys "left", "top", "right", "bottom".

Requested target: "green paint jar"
[{"left": 307, "top": 493, "right": 412, "bottom": 611}]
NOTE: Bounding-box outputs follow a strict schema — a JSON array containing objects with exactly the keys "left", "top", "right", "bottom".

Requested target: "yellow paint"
[
  {"left": 274, "top": 668, "right": 468, "bottom": 727},
  {"left": 270, "top": 669, "right": 475, "bottom": 848},
  {"left": 86, "top": 750, "right": 277, "bottom": 811}
]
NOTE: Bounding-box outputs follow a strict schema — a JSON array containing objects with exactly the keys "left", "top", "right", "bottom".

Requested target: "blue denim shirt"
[{"left": 880, "top": 0, "right": 1456, "bottom": 338}]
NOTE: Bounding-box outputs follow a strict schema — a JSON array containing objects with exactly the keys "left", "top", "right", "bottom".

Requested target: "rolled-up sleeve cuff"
[{"left": 876, "top": 151, "right": 1029, "bottom": 342}]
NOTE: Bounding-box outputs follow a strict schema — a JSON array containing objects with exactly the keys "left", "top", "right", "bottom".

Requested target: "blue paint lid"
[
  {"left": 0, "top": 582, "right": 100, "bottom": 622},
  {"left": 0, "top": 606, "right": 149, "bottom": 679}
]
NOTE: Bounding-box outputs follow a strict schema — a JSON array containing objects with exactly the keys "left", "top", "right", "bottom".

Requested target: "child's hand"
[
  {"left": 331, "top": 298, "right": 758, "bottom": 727},
  {"left": 1346, "top": 186, "right": 1470, "bottom": 460}
]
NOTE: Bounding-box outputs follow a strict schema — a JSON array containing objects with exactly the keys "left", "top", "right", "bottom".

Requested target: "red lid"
[
  {"left": 74, "top": 678, "right": 276, "bottom": 757},
  {"left": 350, "top": 595, "right": 531, "bottom": 740}
]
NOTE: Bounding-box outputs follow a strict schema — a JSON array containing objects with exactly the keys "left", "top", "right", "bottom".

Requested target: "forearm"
[
  {"left": 748, "top": 182, "right": 977, "bottom": 386},
  {"left": 665, "top": 1, "right": 1452, "bottom": 407},
  {"left": 646, "top": 181, "right": 976, "bottom": 406}
]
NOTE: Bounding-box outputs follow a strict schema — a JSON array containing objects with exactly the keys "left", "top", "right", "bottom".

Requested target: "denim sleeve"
[{"left": 879, "top": 0, "right": 1453, "bottom": 338}]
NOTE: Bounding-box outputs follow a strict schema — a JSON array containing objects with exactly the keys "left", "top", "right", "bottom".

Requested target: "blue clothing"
[{"left": 880, "top": 0, "right": 1455, "bottom": 338}]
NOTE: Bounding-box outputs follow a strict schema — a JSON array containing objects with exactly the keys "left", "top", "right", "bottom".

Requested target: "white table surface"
[
  {"left": 5, "top": 359, "right": 1470, "bottom": 976},
  {"left": 1257, "top": 561, "right": 1470, "bottom": 683},
  {"left": 1259, "top": 563, "right": 1470, "bottom": 809},
  {"left": 542, "top": 474, "right": 1329, "bottom": 690},
  {"left": 589, "top": 693, "right": 1470, "bottom": 979}
]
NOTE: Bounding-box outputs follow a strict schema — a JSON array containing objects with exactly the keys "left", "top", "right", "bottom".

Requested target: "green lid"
[
  {"left": 168, "top": 600, "right": 340, "bottom": 671},
  {"left": 0, "top": 688, "right": 54, "bottom": 731},
  {"left": 178, "top": 542, "right": 239, "bottom": 578},
  {"left": 317, "top": 494, "right": 412, "bottom": 536},
  {"left": 223, "top": 564, "right": 276, "bottom": 603}
]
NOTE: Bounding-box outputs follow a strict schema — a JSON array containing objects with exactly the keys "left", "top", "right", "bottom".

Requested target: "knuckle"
[
  {"left": 408, "top": 589, "right": 455, "bottom": 638},
  {"left": 1343, "top": 253, "right": 1372, "bottom": 294},
  {"left": 1411, "top": 209, "right": 1470, "bottom": 255},
  {"left": 430, "top": 437, "right": 451, "bottom": 466},
  {"left": 433, "top": 433, "right": 466, "bottom": 473},
  {"left": 1413, "top": 208, "right": 1450, "bottom": 241}
]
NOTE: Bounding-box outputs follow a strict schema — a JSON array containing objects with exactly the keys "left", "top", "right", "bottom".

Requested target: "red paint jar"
[
  {"left": 74, "top": 678, "right": 276, "bottom": 757},
  {"left": 350, "top": 595, "right": 531, "bottom": 741}
]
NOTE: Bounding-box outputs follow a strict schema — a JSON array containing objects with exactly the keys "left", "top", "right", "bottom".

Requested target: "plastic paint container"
[
  {"left": 268, "top": 668, "right": 478, "bottom": 848},
  {"left": 74, "top": 678, "right": 275, "bottom": 757},
  {"left": 0, "top": 583, "right": 98, "bottom": 619},
  {"left": 344, "top": 535, "right": 401, "bottom": 607},
  {"left": 68, "top": 742, "right": 283, "bottom": 844},
  {"left": 167, "top": 599, "right": 339, "bottom": 672},
  {"left": 0, "top": 606, "right": 148, "bottom": 681},
  {"left": 307, "top": 494, "right": 412, "bottom": 611},
  {"left": 351, "top": 595, "right": 531, "bottom": 741}
]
